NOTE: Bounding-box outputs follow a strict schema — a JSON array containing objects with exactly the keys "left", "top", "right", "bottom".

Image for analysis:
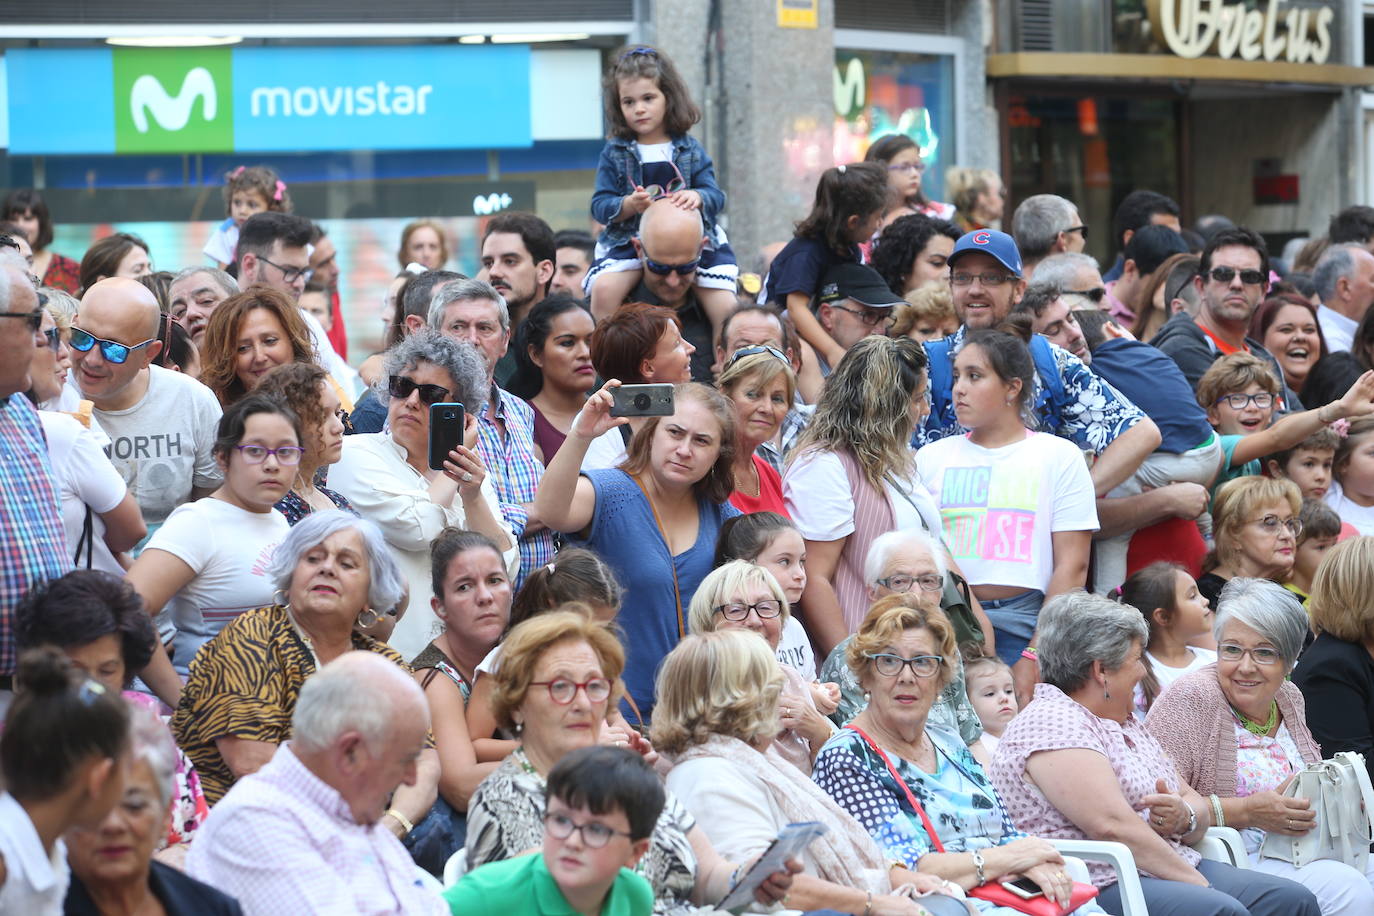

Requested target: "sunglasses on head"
[
  {"left": 69, "top": 326, "right": 158, "bottom": 364},
  {"left": 725, "top": 344, "right": 789, "bottom": 368},
  {"left": 388, "top": 375, "right": 451, "bottom": 406}
]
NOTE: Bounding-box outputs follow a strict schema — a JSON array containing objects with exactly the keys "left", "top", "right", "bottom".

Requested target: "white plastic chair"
[
  {"left": 1195, "top": 826, "right": 1249, "bottom": 868},
  {"left": 442, "top": 847, "right": 468, "bottom": 888},
  {"left": 1051, "top": 839, "right": 1149, "bottom": 916}
]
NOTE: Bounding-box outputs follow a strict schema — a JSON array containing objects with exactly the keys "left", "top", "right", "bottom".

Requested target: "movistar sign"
[{"left": 5, "top": 45, "right": 532, "bottom": 155}]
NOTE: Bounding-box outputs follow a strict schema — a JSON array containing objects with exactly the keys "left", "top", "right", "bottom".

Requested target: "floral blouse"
[
  {"left": 123, "top": 691, "right": 210, "bottom": 848},
  {"left": 813, "top": 723, "right": 1024, "bottom": 868},
  {"left": 1233, "top": 720, "right": 1303, "bottom": 854},
  {"left": 273, "top": 485, "right": 357, "bottom": 526}
]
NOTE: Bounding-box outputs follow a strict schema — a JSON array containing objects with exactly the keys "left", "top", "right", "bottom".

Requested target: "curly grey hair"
[
  {"left": 373, "top": 327, "right": 488, "bottom": 417},
  {"left": 269, "top": 510, "right": 407, "bottom": 616},
  {"left": 1037, "top": 590, "right": 1147, "bottom": 693},
  {"left": 1212, "top": 578, "right": 1308, "bottom": 671}
]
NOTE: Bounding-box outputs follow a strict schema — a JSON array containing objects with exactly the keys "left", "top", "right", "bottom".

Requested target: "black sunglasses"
[
  {"left": 1207, "top": 266, "right": 1266, "bottom": 286},
  {"left": 1064, "top": 224, "right": 1088, "bottom": 240},
  {"left": 643, "top": 255, "right": 701, "bottom": 276},
  {"left": 725, "top": 344, "right": 789, "bottom": 369},
  {"left": 1, "top": 308, "right": 43, "bottom": 332},
  {"left": 1064, "top": 287, "right": 1106, "bottom": 304},
  {"left": 388, "top": 375, "right": 451, "bottom": 406}
]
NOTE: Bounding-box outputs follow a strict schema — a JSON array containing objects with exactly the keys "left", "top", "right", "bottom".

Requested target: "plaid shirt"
[
  {"left": 757, "top": 399, "right": 814, "bottom": 474},
  {"left": 477, "top": 386, "right": 553, "bottom": 589},
  {"left": 0, "top": 396, "right": 69, "bottom": 676}
]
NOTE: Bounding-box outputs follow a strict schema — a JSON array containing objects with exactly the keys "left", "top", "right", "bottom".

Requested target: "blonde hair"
[
  {"left": 687, "top": 560, "right": 790, "bottom": 635},
  {"left": 717, "top": 350, "right": 797, "bottom": 411},
  {"left": 1309, "top": 536, "right": 1374, "bottom": 643},
  {"left": 946, "top": 167, "right": 1000, "bottom": 217},
  {"left": 397, "top": 219, "right": 450, "bottom": 270},
  {"left": 39, "top": 288, "right": 78, "bottom": 331},
  {"left": 650, "top": 630, "right": 783, "bottom": 755},
  {"left": 846, "top": 594, "right": 958, "bottom": 691},
  {"left": 1208, "top": 476, "right": 1303, "bottom": 572},
  {"left": 1196, "top": 352, "right": 1280, "bottom": 411},
  {"left": 489, "top": 608, "right": 626, "bottom": 731},
  {"left": 891, "top": 281, "right": 955, "bottom": 338}
]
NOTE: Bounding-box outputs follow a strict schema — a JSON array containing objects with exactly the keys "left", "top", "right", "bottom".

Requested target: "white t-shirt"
[
  {"left": 80, "top": 365, "right": 223, "bottom": 529},
  {"left": 299, "top": 308, "right": 362, "bottom": 400},
  {"left": 783, "top": 449, "right": 942, "bottom": 542},
  {"left": 0, "top": 792, "right": 69, "bottom": 916},
  {"left": 1132, "top": 647, "right": 1218, "bottom": 720},
  {"left": 145, "top": 497, "right": 288, "bottom": 671},
  {"left": 1325, "top": 480, "right": 1374, "bottom": 536},
  {"left": 636, "top": 141, "right": 674, "bottom": 164},
  {"left": 39, "top": 411, "right": 128, "bottom": 575},
  {"left": 775, "top": 617, "right": 817, "bottom": 681},
  {"left": 203, "top": 218, "right": 239, "bottom": 265},
  {"left": 916, "top": 431, "right": 1098, "bottom": 593}
]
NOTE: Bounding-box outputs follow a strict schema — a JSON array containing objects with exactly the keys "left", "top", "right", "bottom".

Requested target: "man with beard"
[{"left": 478, "top": 213, "right": 554, "bottom": 387}]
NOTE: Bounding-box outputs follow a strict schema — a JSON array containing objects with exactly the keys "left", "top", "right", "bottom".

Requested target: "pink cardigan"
[{"left": 1144, "top": 663, "right": 1321, "bottom": 796}]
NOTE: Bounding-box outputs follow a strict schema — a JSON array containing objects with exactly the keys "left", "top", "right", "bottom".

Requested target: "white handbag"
[{"left": 1259, "top": 751, "right": 1374, "bottom": 870}]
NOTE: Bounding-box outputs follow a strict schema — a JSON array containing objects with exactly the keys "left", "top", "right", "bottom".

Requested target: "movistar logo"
[{"left": 130, "top": 67, "right": 217, "bottom": 133}]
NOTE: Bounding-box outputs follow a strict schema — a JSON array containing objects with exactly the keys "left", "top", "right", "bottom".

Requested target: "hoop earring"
[
  {"left": 356, "top": 608, "right": 380, "bottom": 629},
  {"left": 273, "top": 589, "right": 290, "bottom": 610}
]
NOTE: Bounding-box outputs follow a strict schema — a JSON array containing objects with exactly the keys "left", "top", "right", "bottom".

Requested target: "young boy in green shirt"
[{"left": 444, "top": 746, "right": 663, "bottom": 916}]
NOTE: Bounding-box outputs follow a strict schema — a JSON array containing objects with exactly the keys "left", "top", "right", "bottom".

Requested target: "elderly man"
[
  {"left": 0, "top": 264, "right": 68, "bottom": 708},
  {"left": 168, "top": 266, "right": 238, "bottom": 345},
  {"left": 813, "top": 262, "right": 902, "bottom": 373},
  {"left": 429, "top": 278, "right": 551, "bottom": 588},
  {"left": 1313, "top": 244, "right": 1374, "bottom": 354},
  {"left": 188, "top": 652, "right": 446, "bottom": 915},
  {"left": 1011, "top": 193, "right": 1086, "bottom": 278},
  {"left": 1032, "top": 251, "right": 1108, "bottom": 313},
  {"left": 71, "top": 278, "right": 221, "bottom": 529}
]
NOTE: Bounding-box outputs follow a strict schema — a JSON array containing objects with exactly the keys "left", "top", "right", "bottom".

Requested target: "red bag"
[{"left": 845, "top": 726, "right": 1099, "bottom": 916}]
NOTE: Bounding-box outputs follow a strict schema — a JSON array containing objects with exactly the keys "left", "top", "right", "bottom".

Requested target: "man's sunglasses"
[
  {"left": 643, "top": 256, "right": 701, "bottom": 276},
  {"left": 388, "top": 375, "right": 451, "bottom": 406},
  {"left": 1064, "top": 286, "right": 1106, "bottom": 304},
  {"left": 1207, "top": 266, "right": 1266, "bottom": 286},
  {"left": 0, "top": 308, "right": 43, "bottom": 332},
  {"left": 69, "top": 327, "right": 158, "bottom": 364}
]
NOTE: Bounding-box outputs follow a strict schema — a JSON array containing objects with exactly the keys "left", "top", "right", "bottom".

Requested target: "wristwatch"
[
  {"left": 970, "top": 849, "right": 987, "bottom": 885},
  {"left": 1179, "top": 801, "right": 1197, "bottom": 837}
]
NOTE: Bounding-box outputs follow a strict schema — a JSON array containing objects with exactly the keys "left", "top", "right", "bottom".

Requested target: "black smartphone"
[
  {"left": 610, "top": 383, "right": 675, "bottom": 418},
  {"left": 427, "top": 402, "right": 465, "bottom": 471},
  {"left": 1000, "top": 877, "right": 1044, "bottom": 899}
]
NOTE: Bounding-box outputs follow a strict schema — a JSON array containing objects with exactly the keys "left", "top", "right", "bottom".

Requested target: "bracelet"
[
  {"left": 384, "top": 808, "right": 414, "bottom": 835},
  {"left": 1179, "top": 800, "right": 1197, "bottom": 837},
  {"left": 863, "top": 889, "right": 873, "bottom": 916},
  {"left": 970, "top": 848, "right": 987, "bottom": 885},
  {"left": 1209, "top": 794, "right": 1225, "bottom": 829},
  {"left": 1020, "top": 648, "right": 1038, "bottom": 662}
]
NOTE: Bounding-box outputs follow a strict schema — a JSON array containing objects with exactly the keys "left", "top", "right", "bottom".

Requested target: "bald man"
[
  {"left": 73, "top": 277, "right": 222, "bottom": 527},
  {"left": 617, "top": 200, "right": 714, "bottom": 381}
]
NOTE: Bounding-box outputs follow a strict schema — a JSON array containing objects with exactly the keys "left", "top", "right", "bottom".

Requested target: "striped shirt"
[
  {"left": 0, "top": 396, "right": 69, "bottom": 676},
  {"left": 477, "top": 386, "right": 553, "bottom": 589}
]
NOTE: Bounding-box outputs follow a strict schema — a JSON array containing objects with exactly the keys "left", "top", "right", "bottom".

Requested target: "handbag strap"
[
  {"left": 73, "top": 505, "right": 94, "bottom": 569},
  {"left": 845, "top": 725, "right": 946, "bottom": 853},
  {"left": 1332, "top": 752, "right": 1374, "bottom": 841}
]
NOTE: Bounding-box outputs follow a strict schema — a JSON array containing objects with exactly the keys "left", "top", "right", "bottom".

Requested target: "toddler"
[
  {"left": 1325, "top": 417, "right": 1374, "bottom": 535},
  {"left": 964, "top": 649, "right": 1017, "bottom": 758},
  {"left": 204, "top": 165, "right": 292, "bottom": 269}
]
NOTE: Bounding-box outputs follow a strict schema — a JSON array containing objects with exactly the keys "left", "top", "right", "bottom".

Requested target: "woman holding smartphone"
[{"left": 330, "top": 329, "right": 515, "bottom": 660}]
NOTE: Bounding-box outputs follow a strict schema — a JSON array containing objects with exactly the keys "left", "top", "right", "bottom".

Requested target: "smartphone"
[
  {"left": 1000, "top": 877, "right": 1044, "bottom": 900},
  {"left": 427, "top": 402, "right": 466, "bottom": 471},
  {"left": 610, "top": 383, "right": 675, "bottom": 418}
]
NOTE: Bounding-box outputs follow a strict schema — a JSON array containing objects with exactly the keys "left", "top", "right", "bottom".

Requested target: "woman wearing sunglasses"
[
  {"left": 125, "top": 395, "right": 298, "bottom": 707},
  {"left": 198, "top": 288, "right": 315, "bottom": 406},
  {"left": 329, "top": 329, "right": 515, "bottom": 661},
  {"left": 718, "top": 345, "right": 796, "bottom": 516}
]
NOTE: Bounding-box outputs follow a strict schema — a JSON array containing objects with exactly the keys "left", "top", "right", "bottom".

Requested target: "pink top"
[{"left": 989, "top": 683, "right": 1201, "bottom": 888}]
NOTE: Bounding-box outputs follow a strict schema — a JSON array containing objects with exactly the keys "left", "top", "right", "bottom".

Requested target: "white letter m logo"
[{"left": 131, "top": 68, "right": 217, "bottom": 133}]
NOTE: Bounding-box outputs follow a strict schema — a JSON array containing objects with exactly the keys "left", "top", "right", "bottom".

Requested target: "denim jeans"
[{"left": 980, "top": 589, "right": 1045, "bottom": 666}]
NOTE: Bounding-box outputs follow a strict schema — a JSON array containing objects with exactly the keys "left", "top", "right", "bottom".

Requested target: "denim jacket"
[{"left": 591, "top": 133, "right": 726, "bottom": 249}]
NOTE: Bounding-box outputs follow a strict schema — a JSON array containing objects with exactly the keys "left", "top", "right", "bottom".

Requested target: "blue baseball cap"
[{"left": 948, "top": 229, "right": 1023, "bottom": 278}]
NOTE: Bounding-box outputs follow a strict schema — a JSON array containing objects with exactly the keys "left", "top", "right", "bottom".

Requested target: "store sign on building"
[
  {"left": 1148, "top": 0, "right": 1335, "bottom": 64},
  {"left": 5, "top": 45, "right": 533, "bottom": 154}
]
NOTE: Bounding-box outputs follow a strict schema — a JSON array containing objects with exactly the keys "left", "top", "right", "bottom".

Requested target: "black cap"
[{"left": 817, "top": 262, "right": 903, "bottom": 309}]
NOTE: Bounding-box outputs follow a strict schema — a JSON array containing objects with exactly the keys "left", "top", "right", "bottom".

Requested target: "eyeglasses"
[
  {"left": 388, "top": 375, "right": 452, "bottom": 406},
  {"left": 1064, "top": 225, "right": 1089, "bottom": 240},
  {"left": 1207, "top": 266, "right": 1266, "bottom": 286},
  {"left": 642, "top": 255, "right": 701, "bottom": 276},
  {"left": 543, "top": 811, "right": 634, "bottom": 848},
  {"left": 829, "top": 303, "right": 895, "bottom": 328},
  {"left": 887, "top": 162, "right": 927, "bottom": 175},
  {"left": 1, "top": 308, "right": 43, "bottom": 332},
  {"left": 950, "top": 272, "right": 1014, "bottom": 288},
  {"left": 42, "top": 327, "right": 61, "bottom": 352},
  {"left": 867, "top": 653, "right": 944, "bottom": 678},
  {"left": 714, "top": 599, "right": 784, "bottom": 621},
  {"left": 530, "top": 677, "right": 613, "bottom": 705},
  {"left": 876, "top": 573, "right": 944, "bottom": 594},
  {"left": 1064, "top": 286, "right": 1106, "bottom": 304},
  {"left": 726, "top": 344, "right": 789, "bottom": 368},
  {"left": 1217, "top": 643, "right": 1284, "bottom": 666},
  {"left": 258, "top": 255, "right": 314, "bottom": 285},
  {"left": 235, "top": 444, "right": 304, "bottom": 465},
  {"left": 69, "top": 327, "right": 158, "bottom": 364},
  {"left": 1252, "top": 514, "right": 1302, "bottom": 539},
  {"left": 1215, "top": 392, "right": 1275, "bottom": 410}
]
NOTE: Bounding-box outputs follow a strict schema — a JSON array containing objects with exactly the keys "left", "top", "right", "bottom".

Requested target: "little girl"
[
  {"left": 586, "top": 45, "right": 737, "bottom": 340},
  {"left": 714, "top": 512, "right": 840, "bottom": 715},
  {"left": 1118, "top": 562, "right": 1215, "bottom": 719},
  {"left": 1325, "top": 417, "right": 1374, "bottom": 534},
  {"left": 963, "top": 648, "right": 1017, "bottom": 759},
  {"left": 763, "top": 162, "right": 889, "bottom": 371},
  {"left": 203, "top": 165, "right": 293, "bottom": 269}
]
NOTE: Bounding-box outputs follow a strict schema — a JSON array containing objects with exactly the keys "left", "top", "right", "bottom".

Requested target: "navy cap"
[
  {"left": 948, "top": 229, "right": 1023, "bottom": 278},
  {"left": 817, "top": 262, "right": 903, "bottom": 309}
]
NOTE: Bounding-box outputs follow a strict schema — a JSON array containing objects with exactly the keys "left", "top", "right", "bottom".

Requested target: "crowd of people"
[{"left": 7, "top": 41, "right": 1374, "bottom": 916}]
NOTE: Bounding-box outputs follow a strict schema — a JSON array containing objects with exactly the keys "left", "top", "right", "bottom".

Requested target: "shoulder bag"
[{"left": 1260, "top": 751, "right": 1374, "bottom": 870}]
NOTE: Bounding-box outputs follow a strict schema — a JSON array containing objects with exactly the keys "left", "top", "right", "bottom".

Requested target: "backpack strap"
[{"left": 924, "top": 336, "right": 954, "bottom": 434}]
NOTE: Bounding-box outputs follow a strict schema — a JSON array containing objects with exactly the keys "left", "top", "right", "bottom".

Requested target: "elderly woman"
[
  {"left": 534, "top": 380, "right": 739, "bottom": 720},
  {"left": 63, "top": 707, "right": 242, "bottom": 915},
  {"left": 656, "top": 630, "right": 971, "bottom": 916},
  {"left": 814, "top": 597, "right": 1083, "bottom": 914},
  {"left": 990, "top": 591, "right": 1320, "bottom": 916},
  {"left": 198, "top": 287, "right": 316, "bottom": 407},
  {"left": 819, "top": 528, "right": 986, "bottom": 744},
  {"left": 1198, "top": 477, "right": 1303, "bottom": 608},
  {"left": 329, "top": 329, "right": 516, "bottom": 659},
  {"left": 15, "top": 570, "right": 208, "bottom": 850},
  {"left": 718, "top": 345, "right": 796, "bottom": 515},
  {"left": 170, "top": 509, "right": 439, "bottom": 839},
  {"left": 464, "top": 611, "right": 794, "bottom": 915},
  {"left": 1149, "top": 577, "right": 1374, "bottom": 915},
  {"left": 687, "top": 560, "right": 834, "bottom": 773},
  {"left": 253, "top": 361, "right": 355, "bottom": 523},
  {"left": 1294, "top": 536, "right": 1374, "bottom": 788}
]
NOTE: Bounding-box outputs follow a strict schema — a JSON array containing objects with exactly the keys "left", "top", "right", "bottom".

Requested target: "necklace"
[
  {"left": 737, "top": 460, "right": 760, "bottom": 497},
  {"left": 1232, "top": 700, "right": 1278, "bottom": 736}
]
